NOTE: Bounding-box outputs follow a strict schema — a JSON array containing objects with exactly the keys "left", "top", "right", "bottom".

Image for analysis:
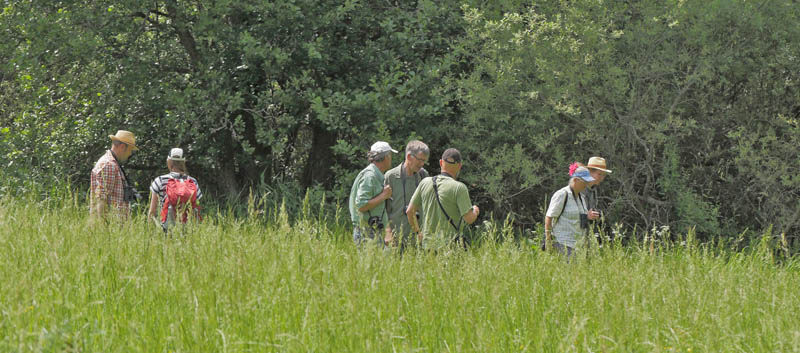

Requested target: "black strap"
[
  {"left": 110, "top": 150, "right": 132, "bottom": 188},
  {"left": 432, "top": 176, "right": 462, "bottom": 232},
  {"left": 400, "top": 162, "right": 422, "bottom": 214},
  {"left": 553, "top": 188, "right": 586, "bottom": 226}
]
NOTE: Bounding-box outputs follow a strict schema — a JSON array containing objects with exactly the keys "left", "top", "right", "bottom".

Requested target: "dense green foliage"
[
  {"left": 2, "top": 196, "right": 800, "bottom": 352},
  {"left": 2, "top": 0, "right": 800, "bottom": 241}
]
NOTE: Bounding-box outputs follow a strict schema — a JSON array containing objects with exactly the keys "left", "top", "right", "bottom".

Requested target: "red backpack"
[{"left": 160, "top": 177, "right": 202, "bottom": 224}]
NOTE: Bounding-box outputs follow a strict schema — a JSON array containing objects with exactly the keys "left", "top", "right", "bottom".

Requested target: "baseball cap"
[
  {"left": 370, "top": 141, "right": 398, "bottom": 154},
  {"left": 571, "top": 166, "right": 595, "bottom": 183},
  {"left": 168, "top": 148, "right": 185, "bottom": 161},
  {"left": 442, "top": 148, "right": 462, "bottom": 164}
]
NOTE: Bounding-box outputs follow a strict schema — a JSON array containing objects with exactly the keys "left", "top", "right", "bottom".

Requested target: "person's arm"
[
  {"left": 544, "top": 189, "right": 566, "bottom": 251},
  {"left": 92, "top": 193, "right": 107, "bottom": 218},
  {"left": 456, "top": 184, "right": 479, "bottom": 225},
  {"left": 148, "top": 190, "right": 160, "bottom": 224},
  {"left": 406, "top": 202, "right": 421, "bottom": 243},
  {"left": 384, "top": 225, "right": 394, "bottom": 246},
  {"left": 90, "top": 165, "right": 115, "bottom": 219},
  {"left": 544, "top": 216, "right": 554, "bottom": 249},
  {"left": 462, "top": 205, "right": 480, "bottom": 225},
  {"left": 357, "top": 185, "right": 392, "bottom": 212}
]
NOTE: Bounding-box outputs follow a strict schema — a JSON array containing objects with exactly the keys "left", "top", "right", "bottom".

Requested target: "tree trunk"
[{"left": 301, "top": 122, "right": 337, "bottom": 188}]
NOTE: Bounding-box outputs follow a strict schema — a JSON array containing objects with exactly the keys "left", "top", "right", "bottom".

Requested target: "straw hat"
[
  {"left": 109, "top": 130, "right": 139, "bottom": 150},
  {"left": 586, "top": 156, "right": 611, "bottom": 173}
]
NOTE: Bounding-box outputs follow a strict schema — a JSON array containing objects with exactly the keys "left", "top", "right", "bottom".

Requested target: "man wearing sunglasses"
[{"left": 384, "top": 140, "right": 430, "bottom": 250}]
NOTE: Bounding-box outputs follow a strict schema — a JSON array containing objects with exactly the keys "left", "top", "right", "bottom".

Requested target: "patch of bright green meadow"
[{"left": 1, "top": 195, "right": 799, "bottom": 352}]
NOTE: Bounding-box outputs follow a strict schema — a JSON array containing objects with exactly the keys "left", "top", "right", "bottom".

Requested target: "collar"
[
  {"left": 440, "top": 171, "right": 455, "bottom": 179},
  {"left": 401, "top": 162, "right": 419, "bottom": 179},
  {"left": 368, "top": 163, "right": 384, "bottom": 178},
  {"left": 109, "top": 150, "right": 122, "bottom": 165}
]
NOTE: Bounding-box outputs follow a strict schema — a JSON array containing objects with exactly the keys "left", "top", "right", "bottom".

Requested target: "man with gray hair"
[
  {"left": 348, "top": 141, "right": 397, "bottom": 246},
  {"left": 384, "top": 140, "right": 430, "bottom": 250}
]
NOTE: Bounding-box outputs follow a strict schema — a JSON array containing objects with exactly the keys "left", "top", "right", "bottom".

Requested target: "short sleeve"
[
  {"left": 192, "top": 177, "right": 203, "bottom": 200},
  {"left": 94, "top": 163, "right": 118, "bottom": 198},
  {"left": 355, "top": 172, "right": 377, "bottom": 209},
  {"left": 150, "top": 177, "right": 161, "bottom": 196},
  {"left": 456, "top": 183, "right": 473, "bottom": 217},
  {"left": 410, "top": 178, "right": 425, "bottom": 208},
  {"left": 546, "top": 189, "right": 568, "bottom": 218}
]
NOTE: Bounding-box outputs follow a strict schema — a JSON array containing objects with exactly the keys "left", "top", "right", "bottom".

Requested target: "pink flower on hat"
[{"left": 569, "top": 162, "right": 580, "bottom": 176}]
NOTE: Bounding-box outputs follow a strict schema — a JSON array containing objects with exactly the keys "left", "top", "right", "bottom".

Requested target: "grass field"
[{"left": 1, "top": 194, "right": 799, "bottom": 352}]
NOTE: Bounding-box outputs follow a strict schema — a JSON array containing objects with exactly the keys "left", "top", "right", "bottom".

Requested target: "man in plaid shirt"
[{"left": 90, "top": 130, "right": 139, "bottom": 220}]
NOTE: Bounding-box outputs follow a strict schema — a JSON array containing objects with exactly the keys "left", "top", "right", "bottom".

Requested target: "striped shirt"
[
  {"left": 150, "top": 172, "right": 203, "bottom": 208},
  {"left": 90, "top": 150, "right": 130, "bottom": 218}
]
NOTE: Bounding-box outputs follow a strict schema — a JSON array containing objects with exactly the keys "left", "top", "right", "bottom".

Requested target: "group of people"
[
  {"left": 544, "top": 157, "right": 612, "bottom": 257},
  {"left": 90, "top": 130, "right": 202, "bottom": 228},
  {"left": 348, "top": 140, "right": 479, "bottom": 251},
  {"left": 348, "top": 139, "right": 612, "bottom": 255},
  {"left": 90, "top": 130, "right": 611, "bottom": 254}
]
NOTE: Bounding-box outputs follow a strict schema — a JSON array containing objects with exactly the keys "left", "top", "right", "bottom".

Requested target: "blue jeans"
[
  {"left": 353, "top": 226, "right": 385, "bottom": 249},
  {"left": 553, "top": 242, "right": 574, "bottom": 261}
]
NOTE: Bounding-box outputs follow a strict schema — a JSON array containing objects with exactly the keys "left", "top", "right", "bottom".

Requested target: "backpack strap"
[
  {"left": 552, "top": 188, "right": 569, "bottom": 226},
  {"left": 432, "top": 176, "right": 462, "bottom": 233}
]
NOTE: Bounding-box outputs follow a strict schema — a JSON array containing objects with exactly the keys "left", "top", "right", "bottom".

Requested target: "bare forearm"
[
  {"left": 357, "top": 195, "right": 386, "bottom": 213},
  {"left": 407, "top": 205, "right": 420, "bottom": 234},
  {"left": 147, "top": 192, "right": 159, "bottom": 221},
  {"left": 544, "top": 217, "right": 553, "bottom": 241},
  {"left": 462, "top": 206, "right": 480, "bottom": 225}
]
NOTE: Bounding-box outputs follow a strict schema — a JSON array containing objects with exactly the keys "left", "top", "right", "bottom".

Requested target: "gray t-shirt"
[
  {"left": 384, "top": 163, "right": 428, "bottom": 241},
  {"left": 546, "top": 185, "right": 588, "bottom": 248}
]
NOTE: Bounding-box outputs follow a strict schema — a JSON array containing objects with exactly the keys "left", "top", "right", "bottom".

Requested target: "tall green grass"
[{"left": 1, "top": 193, "right": 799, "bottom": 352}]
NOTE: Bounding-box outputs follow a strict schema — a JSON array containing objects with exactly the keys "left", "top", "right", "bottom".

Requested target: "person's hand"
[
  {"left": 544, "top": 232, "right": 553, "bottom": 252},
  {"left": 472, "top": 205, "right": 480, "bottom": 216},
  {"left": 384, "top": 229, "right": 394, "bottom": 246},
  {"left": 380, "top": 185, "right": 393, "bottom": 200},
  {"left": 588, "top": 209, "right": 601, "bottom": 220}
]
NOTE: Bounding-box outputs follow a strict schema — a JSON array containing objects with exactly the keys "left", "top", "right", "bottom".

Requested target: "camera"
[
  {"left": 579, "top": 213, "right": 588, "bottom": 229},
  {"left": 367, "top": 215, "right": 384, "bottom": 230},
  {"left": 123, "top": 184, "right": 142, "bottom": 203}
]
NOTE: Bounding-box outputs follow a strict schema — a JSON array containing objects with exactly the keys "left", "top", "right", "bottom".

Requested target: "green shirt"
[
  {"left": 348, "top": 163, "right": 387, "bottom": 226},
  {"left": 409, "top": 174, "right": 472, "bottom": 250},
  {"left": 384, "top": 163, "right": 429, "bottom": 240}
]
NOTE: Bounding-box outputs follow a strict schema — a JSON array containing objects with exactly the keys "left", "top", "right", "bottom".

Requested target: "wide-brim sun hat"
[
  {"left": 586, "top": 156, "right": 611, "bottom": 173},
  {"left": 109, "top": 130, "right": 139, "bottom": 151}
]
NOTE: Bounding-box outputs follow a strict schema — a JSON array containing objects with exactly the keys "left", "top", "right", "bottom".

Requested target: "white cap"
[
  {"left": 370, "top": 141, "right": 398, "bottom": 154},
  {"left": 168, "top": 148, "right": 185, "bottom": 161}
]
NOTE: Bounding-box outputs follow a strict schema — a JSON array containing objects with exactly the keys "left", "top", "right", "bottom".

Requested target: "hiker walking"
[
  {"left": 90, "top": 130, "right": 139, "bottom": 221},
  {"left": 147, "top": 148, "right": 202, "bottom": 229},
  {"left": 544, "top": 166, "right": 596, "bottom": 258}
]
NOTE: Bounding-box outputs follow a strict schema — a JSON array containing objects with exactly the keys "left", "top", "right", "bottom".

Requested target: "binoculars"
[
  {"left": 368, "top": 215, "right": 384, "bottom": 230},
  {"left": 123, "top": 185, "right": 142, "bottom": 203}
]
